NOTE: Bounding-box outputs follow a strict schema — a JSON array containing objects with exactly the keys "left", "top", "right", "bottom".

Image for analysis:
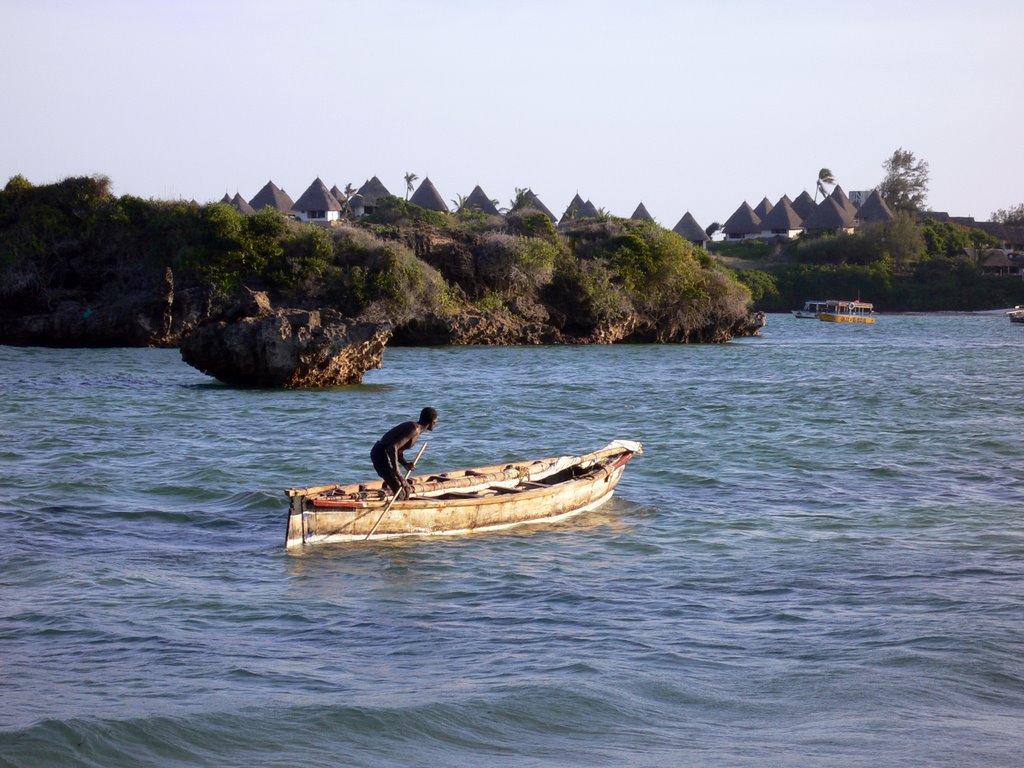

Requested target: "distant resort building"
[
  {"left": 560, "top": 194, "right": 600, "bottom": 226},
  {"left": 409, "top": 177, "right": 449, "bottom": 213},
  {"left": 560, "top": 194, "right": 586, "bottom": 225},
  {"left": 802, "top": 196, "right": 854, "bottom": 234},
  {"left": 759, "top": 196, "right": 803, "bottom": 239},
  {"left": 349, "top": 176, "right": 391, "bottom": 217},
  {"left": 512, "top": 189, "right": 557, "bottom": 222},
  {"left": 790, "top": 190, "right": 816, "bottom": 220},
  {"left": 292, "top": 177, "right": 342, "bottom": 223},
  {"left": 672, "top": 212, "right": 710, "bottom": 248},
  {"left": 229, "top": 172, "right": 1006, "bottom": 263},
  {"left": 830, "top": 185, "right": 858, "bottom": 221},
  {"left": 716, "top": 184, "right": 900, "bottom": 241},
  {"left": 753, "top": 197, "right": 773, "bottom": 221},
  {"left": 630, "top": 202, "right": 655, "bottom": 223},
  {"left": 723, "top": 202, "right": 762, "bottom": 240},
  {"left": 461, "top": 185, "right": 501, "bottom": 216},
  {"left": 249, "top": 180, "right": 294, "bottom": 213},
  {"left": 853, "top": 190, "right": 894, "bottom": 224}
]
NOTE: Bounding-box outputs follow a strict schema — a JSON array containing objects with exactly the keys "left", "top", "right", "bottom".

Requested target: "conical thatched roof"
[
  {"left": 578, "top": 200, "right": 599, "bottom": 219},
  {"left": 356, "top": 176, "right": 391, "bottom": 204},
  {"left": 560, "top": 193, "right": 587, "bottom": 224},
  {"left": 462, "top": 185, "right": 500, "bottom": 215},
  {"left": 330, "top": 185, "right": 347, "bottom": 202},
  {"left": 249, "top": 180, "right": 294, "bottom": 212},
  {"left": 791, "top": 191, "right": 816, "bottom": 219},
  {"left": 830, "top": 185, "right": 858, "bottom": 220},
  {"left": 672, "top": 211, "right": 710, "bottom": 243},
  {"left": 231, "top": 193, "right": 255, "bottom": 215},
  {"left": 220, "top": 193, "right": 232, "bottom": 204},
  {"left": 409, "top": 177, "right": 449, "bottom": 213},
  {"left": 760, "top": 196, "right": 803, "bottom": 231},
  {"left": 631, "top": 202, "right": 655, "bottom": 222},
  {"left": 292, "top": 177, "right": 342, "bottom": 213},
  {"left": 855, "top": 189, "right": 894, "bottom": 223},
  {"left": 723, "top": 201, "right": 762, "bottom": 236},
  {"left": 753, "top": 196, "right": 774, "bottom": 220},
  {"left": 803, "top": 196, "right": 854, "bottom": 230},
  {"left": 514, "top": 189, "right": 556, "bottom": 221}
]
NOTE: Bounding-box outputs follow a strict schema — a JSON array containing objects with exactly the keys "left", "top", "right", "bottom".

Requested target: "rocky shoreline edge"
[{"left": 1, "top": 284, "right": 766, "bottom": 387}]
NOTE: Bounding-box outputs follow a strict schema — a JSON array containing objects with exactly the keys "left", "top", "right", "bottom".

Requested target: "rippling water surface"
[{"left": 2, "top": 314, "right": 1023, "bottom": 767}]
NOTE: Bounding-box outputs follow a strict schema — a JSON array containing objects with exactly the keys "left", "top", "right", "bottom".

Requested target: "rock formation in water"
[{"left": 179, "top": 292, "right": 392, "bottom": 387}]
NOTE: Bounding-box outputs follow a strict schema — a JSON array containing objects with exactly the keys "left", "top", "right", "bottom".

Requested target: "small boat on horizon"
[{"left": 284, "top": 440, "right": 642, "bottom": 549}]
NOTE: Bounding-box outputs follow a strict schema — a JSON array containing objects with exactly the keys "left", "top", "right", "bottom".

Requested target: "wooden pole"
[{"left": 364, "top": 442, "right": 427, "bottom": 540}]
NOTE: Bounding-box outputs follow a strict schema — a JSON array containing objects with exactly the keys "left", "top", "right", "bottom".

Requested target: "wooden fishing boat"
[{"left": 284, "top": 440, "right": 642, "bottom": 549}]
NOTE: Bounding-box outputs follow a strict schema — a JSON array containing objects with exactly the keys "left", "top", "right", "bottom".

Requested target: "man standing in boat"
[{"left": 371, "top": 407, "right": 438, "bottom": 500}]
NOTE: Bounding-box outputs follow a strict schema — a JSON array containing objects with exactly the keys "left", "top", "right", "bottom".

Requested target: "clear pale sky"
[{"left": 2, "top": 0, "right": 1021, "bottom": 229}]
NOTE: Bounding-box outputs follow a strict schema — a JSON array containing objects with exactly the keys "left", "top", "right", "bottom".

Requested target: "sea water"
[{"left": 1, "top": 314, "right": 1022, "bottom": 767}]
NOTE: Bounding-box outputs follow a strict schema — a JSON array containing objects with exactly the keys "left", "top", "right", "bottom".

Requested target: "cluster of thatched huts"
[
  {"left": 721, "top": 186, "right": 895, "bottom": 241},
  {"left": 221, "top": 176, "right": 714, "bottom": 248}
]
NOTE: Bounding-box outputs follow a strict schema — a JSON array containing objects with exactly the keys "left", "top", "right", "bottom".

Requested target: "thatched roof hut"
[
  {"left": 791, "top": 191, "right": 816, "bottom": 219},
  {"left": 462, "top": 185, "right": 501, "bottom": 215},
  {"left": 231, "top": 193, "right": 255, "bottom": 216},
  {"left": 249, "top": 180, "right": 294, "bottom": 213},
  {"left": 513, "top": 189, "right": 557, "bottom": 221},
  {"left": 409, "top": 177, "right": 449, "bottom": 213},
  {"left": 759, "top": 196, "right": 804, "bottom": 234},
  {"left": 672, "top": 211, "right": 710, "bottom": 246},
  {"left": 723, "top": 202, "right": 762, "bottom": 238},
  {"left": 630, "top": 202, "right": 655, "bottom": 222},
  {"left": 803, "top": 196, "right": 854, "bottom": 231},
  {"left": 560, "top": 193, "right": 587, "bottom": 225},
  {"left": 293, "top": 178, "right": 342, "bottom": 213},
  {"left": 357, "top": 176, "right": 391, "bottom": 205},
  {"left": 854, "top": 189, "right": 894, "bottom": 223},
  {"left": 830, "top": 185, "right": 858, "bottom": 220},
  {"left": 753, "top": 197, "right": 774, "bottom": 220}
]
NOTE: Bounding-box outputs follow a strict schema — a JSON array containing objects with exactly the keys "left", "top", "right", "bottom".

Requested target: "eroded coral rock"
[{"left": 180, "top": 300, "right": 392, "bottom": 387}]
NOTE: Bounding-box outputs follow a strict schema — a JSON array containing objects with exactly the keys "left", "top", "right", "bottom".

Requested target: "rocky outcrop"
[{"left": 180, "top": 297, "right": 392, "bottom": 387}]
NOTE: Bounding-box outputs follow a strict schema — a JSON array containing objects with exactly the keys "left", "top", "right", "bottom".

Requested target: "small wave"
[{"left": 0, "top": 687, "right": 653, "bottom": 768}]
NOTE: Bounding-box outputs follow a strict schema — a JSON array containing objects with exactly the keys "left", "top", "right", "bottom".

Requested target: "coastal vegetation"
[
  {"left": 723, "top": 213, "right": 1024, "bottom": 312},
  {"left": 0, "top": 174, "right": 754, "bottom": 346}
]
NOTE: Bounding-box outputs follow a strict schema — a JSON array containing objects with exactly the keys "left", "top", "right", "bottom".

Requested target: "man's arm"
[{"left": 392, "top": 424, "right": 419, "bottom": 470}]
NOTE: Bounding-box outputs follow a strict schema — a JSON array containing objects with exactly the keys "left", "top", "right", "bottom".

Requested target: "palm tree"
[
  {"left": 509, "top": 187, "right": 533, "bottom": 211},
  {"left": 814, "top": 168, "right": 835, "bottom": 201},
  {"left": 404, "top": 172, "right": 418, "bottom": 200},
  {"left": 451, "top": 194, "right": 469, "bottom": 212},
  {"left": 337, "top": 182, "right": 356, "bottom": 216}
]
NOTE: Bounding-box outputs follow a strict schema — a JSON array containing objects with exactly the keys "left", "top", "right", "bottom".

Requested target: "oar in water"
[{"left": 364, "top": 442, "right": 428, "bottom": 540}]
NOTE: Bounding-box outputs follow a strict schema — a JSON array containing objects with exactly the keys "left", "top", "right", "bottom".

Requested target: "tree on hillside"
[
  {"left": 991, "top": 203, "right": 1024, "bottom": 225},
  {"left": 814, "top": 168, "right": 835, "bottom": 201},
  {"left": 705, "top": 222, "right": 721, "bottom": 238},
  {"left": 878, "top": 148, "right": 929, "bottom": 212},
  {"left": 404, "top": 172, "right": 418, "bottom": 200}
]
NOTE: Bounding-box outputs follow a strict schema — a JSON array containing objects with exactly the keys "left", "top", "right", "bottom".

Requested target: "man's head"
[{"left": 419, "top": 407, "right": 439, "bottom": 431}]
